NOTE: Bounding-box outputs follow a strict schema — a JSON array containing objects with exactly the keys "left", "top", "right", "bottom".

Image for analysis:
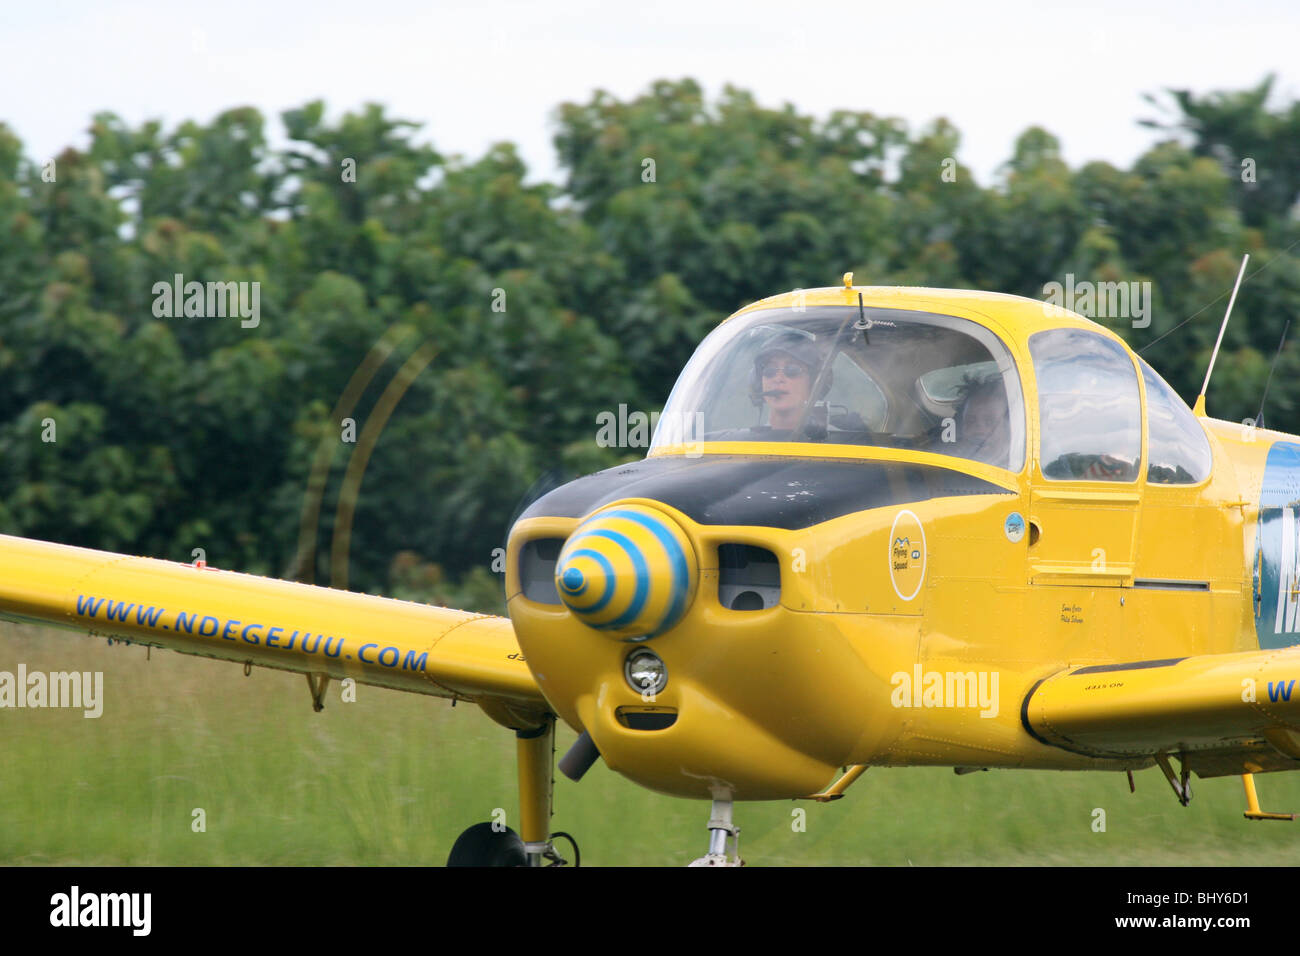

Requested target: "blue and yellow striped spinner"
[{"left": 555, "top": 503, "right": 699, "bottom": 642}]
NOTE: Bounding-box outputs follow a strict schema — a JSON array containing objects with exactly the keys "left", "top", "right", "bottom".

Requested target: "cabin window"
[
  {"left": 650, "top": 305, "right": 1027, "bottom": 472},
  {"left": 1140, "top": 359, "right": 1211, "bottom": 484},
  {"left": 1030, "top": 329, "right": 1141, "bottom": 482}
]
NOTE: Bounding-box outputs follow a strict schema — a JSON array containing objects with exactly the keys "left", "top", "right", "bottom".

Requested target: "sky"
[{"left": 3, "top": 0, "right": 1298, "bottom": 186}]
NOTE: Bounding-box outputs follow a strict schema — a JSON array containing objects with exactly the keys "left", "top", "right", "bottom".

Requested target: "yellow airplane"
[{"left": 3, "top": 275, "right": 1299, "bottom": 866}]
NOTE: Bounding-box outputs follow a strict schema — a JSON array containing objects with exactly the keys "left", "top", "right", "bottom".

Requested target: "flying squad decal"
[
  {"left": 888, "top": 509, "right": 926, "bottom": 602},
  {"left": 1254, "top": 441, "right": 1300, "bottom": 649}
]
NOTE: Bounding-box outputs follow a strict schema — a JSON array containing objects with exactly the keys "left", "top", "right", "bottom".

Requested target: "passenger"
[{"left": 951, "top": 378, "right": 1010, "bottom": 467}]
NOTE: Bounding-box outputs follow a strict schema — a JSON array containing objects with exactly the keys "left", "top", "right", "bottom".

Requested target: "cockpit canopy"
[{"left": 651, "top": 306, "right": 1027, "bottom": 472}]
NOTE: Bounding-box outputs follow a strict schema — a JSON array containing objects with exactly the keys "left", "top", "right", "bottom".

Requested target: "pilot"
[
  {"left": 748, "top": 331, "right": 829, "bottom": 434},
  {"left": 950, "top": 378, "right": 1009, "bottom": 467}
]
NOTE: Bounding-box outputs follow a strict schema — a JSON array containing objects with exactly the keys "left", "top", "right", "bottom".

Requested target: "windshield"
[{"left": 651, "top": 305, "right": 1026, "bottom": 472}]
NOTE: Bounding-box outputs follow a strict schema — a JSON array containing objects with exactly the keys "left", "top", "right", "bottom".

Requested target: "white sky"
[{"left": 3, "top": 0, "right": 1299, "bottom": 186}]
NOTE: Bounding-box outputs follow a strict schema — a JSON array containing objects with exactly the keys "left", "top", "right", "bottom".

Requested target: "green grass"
[{"left": 2, "top": 620, "right": 1299, "bottom": 865}]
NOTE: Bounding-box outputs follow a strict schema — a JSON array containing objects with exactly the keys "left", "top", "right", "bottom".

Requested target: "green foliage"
[
  {"left": 0, "top": 80, "right": 1297, "bottom": 604},
  {"left": 1143, "top": 75, "right": 1300, "bottom": 232}
]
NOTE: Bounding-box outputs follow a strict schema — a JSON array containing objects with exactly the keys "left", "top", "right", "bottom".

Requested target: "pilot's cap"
[{"left": 754, "top": 329, "right": 821, "bottom": 371}]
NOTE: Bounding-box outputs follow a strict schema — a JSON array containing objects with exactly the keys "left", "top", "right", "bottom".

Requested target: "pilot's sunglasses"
[{"left": 762, "top": 364, "right": 808, "bottom": 378}]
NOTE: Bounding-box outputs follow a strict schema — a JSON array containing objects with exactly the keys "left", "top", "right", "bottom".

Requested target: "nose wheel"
[
  {"left": 688, "top": 795, "right": 743, "bottom": 866},
  {"left": 445, "top": 823, "right": 579, "bottom": 866},
  {"left": 447, "top": 822, "right": 528, "bottom": 866}
]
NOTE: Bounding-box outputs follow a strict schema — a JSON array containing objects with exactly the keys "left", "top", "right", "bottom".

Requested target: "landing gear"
[
  {"left": 516, "top": 720, "right": 555, "bottom": 866},
  {"left": 1242, "top": 772, "right": 1295, "bottom": 821},
  {"left": 444, "top": 713, "right": 579, "bottom": 866},
  {"left": 1154, "top": 752, "right": 1192, "bottom": 806},
  {"left": 444, "top": 823, "right": 579, "bottom": 866},
  {"left": 688, "top": 794, "right": 743, "bottom": 866}
]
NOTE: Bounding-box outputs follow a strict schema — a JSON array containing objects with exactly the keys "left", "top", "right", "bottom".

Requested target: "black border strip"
[
  {"left": 1019, "top": 675, "right": 1055, "bottom": 748},
  {"left": 1070, "top": 658, "right": 1186, "bottom": 675}
]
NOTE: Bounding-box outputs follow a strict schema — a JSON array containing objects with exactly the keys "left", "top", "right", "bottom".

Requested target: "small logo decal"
[
  {"left": 1005, "top": 512, "right": 1025, "bottom": 543},
  {"left": 888, "top": 510, "right": 926, "bottom": 601}
]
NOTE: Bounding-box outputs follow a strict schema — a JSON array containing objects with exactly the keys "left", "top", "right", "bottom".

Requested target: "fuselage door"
[{"left": 1026, "top": 328, "right": 1143, "bottom": 587}]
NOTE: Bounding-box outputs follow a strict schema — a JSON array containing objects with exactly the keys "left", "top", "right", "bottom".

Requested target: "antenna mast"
[{"left": 1194, "top": 253, "right": 1250, "bottom": 416}]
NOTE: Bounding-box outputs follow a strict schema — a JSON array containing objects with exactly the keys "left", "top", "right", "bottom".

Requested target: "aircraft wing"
[
  {"left": 1022, "top": 648, "right": 1300, "bottom": 776},
  {"left": 0, "top": 533, "right": 545, "bottom": 725}
]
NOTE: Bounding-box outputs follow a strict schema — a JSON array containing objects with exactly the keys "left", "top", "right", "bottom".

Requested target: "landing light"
[{"left": 625, "top": 649, "right": 667, "bottom": 696}]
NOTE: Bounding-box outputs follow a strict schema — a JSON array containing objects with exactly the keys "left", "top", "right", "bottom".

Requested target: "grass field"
[{"left": 2, "top": 620, "right": 1298, "bottom": 866}]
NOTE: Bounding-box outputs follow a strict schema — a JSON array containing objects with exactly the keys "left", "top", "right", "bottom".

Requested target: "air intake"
[
  {"left": 519, "top": 538, "right": 564, "bottom": 605},
  {"left": 718, "top": 544, "right": 780, "bottom": 610}
]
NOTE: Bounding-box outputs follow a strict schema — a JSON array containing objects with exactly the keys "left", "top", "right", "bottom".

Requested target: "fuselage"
[{"left": 505, "top": 286, "right": 1290, "bottom": 800}]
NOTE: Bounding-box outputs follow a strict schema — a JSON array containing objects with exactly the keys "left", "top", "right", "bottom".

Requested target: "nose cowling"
[{"left": 555, "top": 503, "right": 698, "bottom": 641}]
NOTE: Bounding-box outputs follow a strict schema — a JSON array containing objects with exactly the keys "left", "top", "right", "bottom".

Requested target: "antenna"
[
  {"left": 1194, "top": 253, "right": 1250, "bottom": 416},
  {"left": 1256, "top": 318, "right": 1290, "bottom": 431}
]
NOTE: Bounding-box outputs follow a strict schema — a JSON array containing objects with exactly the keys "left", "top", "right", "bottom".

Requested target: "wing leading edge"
[{"left": 0, "top": 533, "right": 543, "bottom": 716}]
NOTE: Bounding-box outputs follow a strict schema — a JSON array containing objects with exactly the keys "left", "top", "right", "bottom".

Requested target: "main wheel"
[{"left": 446, "top": 822, "right": 527, "bottom": 866}]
